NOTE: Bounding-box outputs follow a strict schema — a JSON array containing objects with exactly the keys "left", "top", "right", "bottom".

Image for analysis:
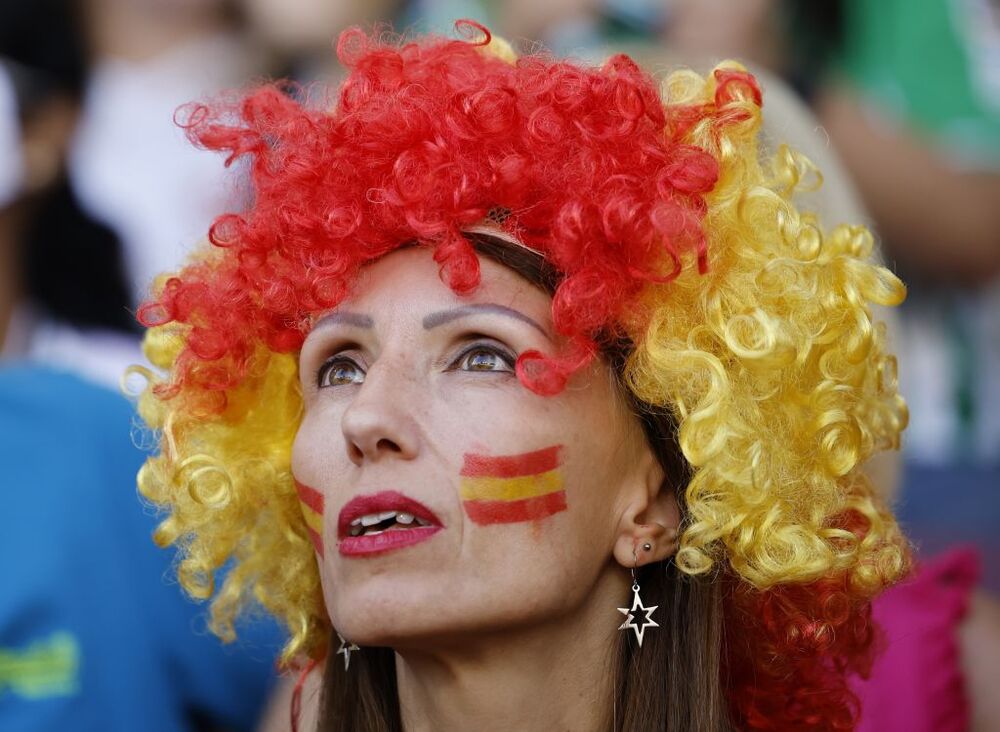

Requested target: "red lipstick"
[{"left": 337, "top": 490, "right": 442, "bottom": 558}]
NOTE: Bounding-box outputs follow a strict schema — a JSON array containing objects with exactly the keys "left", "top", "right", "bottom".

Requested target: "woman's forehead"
[{"left": 320, "top": 246, "right": 554, "bottom": 326}]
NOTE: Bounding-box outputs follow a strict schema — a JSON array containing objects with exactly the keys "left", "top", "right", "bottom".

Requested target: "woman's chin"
[
  {"left": 336, "top": 618, "right": 469, "bottom": 650},
  {"left": 331, "top": 600, "right": 519, "bottom": 650},
  {"left": 330, "top": 597, "right": 455, "bottom": 646}
]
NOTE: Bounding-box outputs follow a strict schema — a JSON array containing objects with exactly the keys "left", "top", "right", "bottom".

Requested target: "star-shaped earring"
[
  {"left": 336, "top": 633, "right": 360, "bottom": 671},
  {"left": 618, "top": 582, "right": 659, "bottom": 647}
]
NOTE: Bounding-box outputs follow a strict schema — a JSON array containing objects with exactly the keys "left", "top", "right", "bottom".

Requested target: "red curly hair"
[{"left": 140, "top": 22, "right": 727, "bottom": 397}]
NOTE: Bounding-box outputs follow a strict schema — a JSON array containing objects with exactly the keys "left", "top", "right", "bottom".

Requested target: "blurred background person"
[
  {"left": 69, "top": 0, "right": 265, "bottom": 308},
  {"left": 791, "top": 2, "right": 1000, "bottom": 597},
  {"left": 0, "top": 0, "right": 139, "bottom": 386},
  {"left": 1, "top": 1, "right": 281, "bottom": 729},
  {"left": 0, "top": 363, "right": 281, "bottom": 732},
  {"left": 239, "top": 0, "right": 400, "bottom": 81}
]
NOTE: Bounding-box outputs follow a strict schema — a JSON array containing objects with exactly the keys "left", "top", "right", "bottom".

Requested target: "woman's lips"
[
  {"left": 337, "top": 490, "right": 442, "bottom": 558},
  {"left": 339, "top": 526, "right": 441, "bottom": 557}
]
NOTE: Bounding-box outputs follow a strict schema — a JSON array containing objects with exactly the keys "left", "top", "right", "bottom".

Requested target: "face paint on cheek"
[
  {"left": 294, "top": 480, "right": 325, "bottom": 556},
  {"left": 459, "top": 445, "right": 567, "bottom": 525}
]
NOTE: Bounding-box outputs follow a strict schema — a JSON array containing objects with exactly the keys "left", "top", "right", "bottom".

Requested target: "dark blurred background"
[{"left": 1, "top": 0, "right": 997, "bottom": 730}]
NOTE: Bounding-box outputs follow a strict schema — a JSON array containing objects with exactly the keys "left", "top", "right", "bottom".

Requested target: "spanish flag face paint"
[
  {"left": 459, "top": 445, "right": 567, "bottom": 525},
  {"left": 295, "top": 480, "right": 325, "bottom": 555}
]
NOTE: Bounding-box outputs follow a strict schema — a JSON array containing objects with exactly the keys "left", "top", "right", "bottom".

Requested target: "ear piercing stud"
[{"left": 642, "top": 542, "right": 652, "bottom": 552}]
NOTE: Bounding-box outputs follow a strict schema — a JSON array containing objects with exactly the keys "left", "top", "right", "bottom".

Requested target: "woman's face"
[{"left": 292, "top": 246, "right": 664, "bottom": 647}]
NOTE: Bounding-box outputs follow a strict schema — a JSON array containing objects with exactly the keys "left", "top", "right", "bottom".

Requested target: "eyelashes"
[{"left": 316, "top": 340, "right": 516, "bottom": 388}]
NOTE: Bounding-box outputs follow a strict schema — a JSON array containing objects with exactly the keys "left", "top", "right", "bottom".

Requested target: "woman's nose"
[{"left": 340, "top": 361, "right": 420, "bottom": 467}]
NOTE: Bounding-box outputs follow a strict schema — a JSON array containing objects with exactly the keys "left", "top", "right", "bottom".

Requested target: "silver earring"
[
  {"left": 336, "top": 632, "right": 359, "bottom": 670},
  {"left": 617, "top": 548, "right": 659, "bottom": 647}
]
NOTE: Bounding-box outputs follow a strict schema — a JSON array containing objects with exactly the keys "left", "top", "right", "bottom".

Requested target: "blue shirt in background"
[{"left": 0, "top": 365, "right": 283, "bottom": 731}]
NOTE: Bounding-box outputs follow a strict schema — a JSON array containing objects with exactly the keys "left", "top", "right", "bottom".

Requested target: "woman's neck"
[{"left": 395, "top": 565, "right": 629, "bottom": 732}]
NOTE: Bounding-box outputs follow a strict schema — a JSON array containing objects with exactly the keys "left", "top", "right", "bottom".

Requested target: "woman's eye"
[
  {"left": 318, "top": 357, "right": 365, "bottom": 387},
  {"left": 455, "top": 345, "right": 514, "bottom": 373}
]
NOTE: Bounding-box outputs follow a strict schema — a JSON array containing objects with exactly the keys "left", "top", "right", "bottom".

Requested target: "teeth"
[
  {"left": 349, "top": 509, "right": 433, "bottom": 536},
  {"left": 358, "top": 510, "right": 400, "bottom": 527}
]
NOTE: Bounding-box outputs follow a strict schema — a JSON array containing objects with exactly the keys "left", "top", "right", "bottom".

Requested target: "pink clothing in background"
[{"left": 852, "top": 548, "right": 979, "bottom": 732}]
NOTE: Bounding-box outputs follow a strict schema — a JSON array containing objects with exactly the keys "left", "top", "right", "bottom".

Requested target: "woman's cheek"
[
  {"left": 295, "top": 479, "right": 325, "bottom": 556},
  {"left": 290, "top": 414, "right": 336, "bottom": 557},
  {"left": 458, "top": 444, "right": 568, "bottom": 525}
]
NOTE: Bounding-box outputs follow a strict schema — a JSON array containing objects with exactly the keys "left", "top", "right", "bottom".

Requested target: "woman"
[{"left": 133, "top": 22, "right": 909, "bottom": 730}]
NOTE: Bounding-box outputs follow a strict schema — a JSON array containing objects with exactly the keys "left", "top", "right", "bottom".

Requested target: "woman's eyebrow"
[
  {"left": 422, "top": 304, "right": 549, "bottom": 337},
  {"left": 311, "top": 311, "right": 374, "bottom": 330}
]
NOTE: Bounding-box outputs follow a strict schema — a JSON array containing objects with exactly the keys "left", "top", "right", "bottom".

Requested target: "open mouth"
[
  {"left": 337, "top": 490, "right": 442, "bottom": 557},
  {"left": 348, "top": 510, "right": 434, "bottom": 536}
]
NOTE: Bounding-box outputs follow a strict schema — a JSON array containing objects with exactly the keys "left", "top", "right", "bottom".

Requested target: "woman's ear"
[{"left": 612, "top": 450, "right": 681, "bottom": 569}]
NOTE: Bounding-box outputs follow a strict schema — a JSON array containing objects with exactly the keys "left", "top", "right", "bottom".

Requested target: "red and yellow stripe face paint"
[
  {"left": 295, "top": 480, "right": 325, "bottom": 555},
  {"left": 459, "top": 445, "right": 567, "bottom": 525}
]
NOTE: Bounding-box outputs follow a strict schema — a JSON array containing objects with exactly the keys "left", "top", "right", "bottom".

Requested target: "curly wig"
[{"left": 133, "top": 22, "right": 909, "bottom": 730}]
